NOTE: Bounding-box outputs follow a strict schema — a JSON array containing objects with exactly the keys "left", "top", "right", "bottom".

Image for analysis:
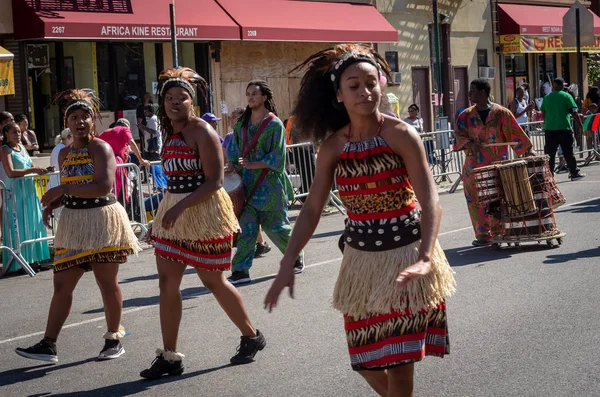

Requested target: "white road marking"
[{"left": 2, "top": 194, "right": 599, "bottom": 345}]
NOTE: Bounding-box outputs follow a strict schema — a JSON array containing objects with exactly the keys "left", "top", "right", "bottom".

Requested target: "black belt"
[
  {"left": 63, "top": 194, "right": 117, "bottom": 209},
  {"left": 167, "top": 174, "right": 204, "bottom": 193},
  {"left": 340, "top": 210, "right": 422, "bottom": 252}
]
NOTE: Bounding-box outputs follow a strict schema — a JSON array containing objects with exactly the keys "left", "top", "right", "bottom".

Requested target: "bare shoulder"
[
  {"left": 183, "top": 118, "right": 220, "bottom": 147},
  {"left": 88, "top": 138, "right": 113, "bottom": 158},
  {"left": 381, "top": 116, "right": 421, "bottom": 145},
  {"left": 320, "top": 127, "right": 349, "bottom": 160}
]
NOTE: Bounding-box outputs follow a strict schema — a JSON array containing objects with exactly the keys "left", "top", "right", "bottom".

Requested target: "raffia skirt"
[
  {"left": 53, "top": 202, "right": 140, "bottom": 273},
  {"left": 333, "top": 239, "right": 456, "bottom": 371},
  {"left": 150, "top": 188, "right": 239, "bottom": 271}
]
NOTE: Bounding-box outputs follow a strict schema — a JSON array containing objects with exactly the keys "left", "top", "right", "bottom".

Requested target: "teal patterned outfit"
[
  {"left": 227, "top": 115, "right": 303, "bottom": 272},
  {"left": 2, "top": 144, "right": 50, "bottom": 271}
]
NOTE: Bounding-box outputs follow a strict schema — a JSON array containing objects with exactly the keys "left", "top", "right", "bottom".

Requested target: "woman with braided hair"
[
  {"left": 264, "top": 44, "right": 456, "bottom": 396},
  {"left": 226, "top": 80, "right": 303, "bottom": 286},
  {"left": 15, "top": 89, "right": 140, "bottom": 363},
  {"left": 140, "top": 68, "right": 265, "bottom": 380}
]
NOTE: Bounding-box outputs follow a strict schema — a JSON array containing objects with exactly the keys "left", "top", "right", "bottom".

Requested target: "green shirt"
[{"left": 541, "top": 90, "right": 578, "bottom": 131}]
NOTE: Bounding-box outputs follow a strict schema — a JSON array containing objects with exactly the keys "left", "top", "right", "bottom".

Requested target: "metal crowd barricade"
[
  {"left": 138, "top": 160, "right": 166, "bottom": 230},
  {"left": 419, "top": 130, "right": 464, "bottom": 193},
  {"left": 0, "top": 179, "right": 33, "bottom": 278},
  {"left": 287, "top": 142, "right": 345, "bottom": 215},
  {"left": 114, "top": 163, "right": 148, "bottom": 236}
]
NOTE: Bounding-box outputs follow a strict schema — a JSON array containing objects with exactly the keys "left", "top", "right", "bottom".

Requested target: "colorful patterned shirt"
[{"left": 227, "top": 115, "right": 293, "bottom": 211}]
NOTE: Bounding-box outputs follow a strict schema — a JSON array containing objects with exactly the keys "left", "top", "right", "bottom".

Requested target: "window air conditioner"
[
  {"left": 390, "top": 72, "right": 402, "bottom": 85},
  {"left": 478, "top": 66, "right": 496, "bottom": 80}
]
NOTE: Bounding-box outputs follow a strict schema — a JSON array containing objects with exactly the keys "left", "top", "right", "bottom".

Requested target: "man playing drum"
[
  {"left": 226, "top": 80, "right": 304, "bottom": 285},
  {"left": 455, "top": 78, "right": 535, "bottom": 246}
]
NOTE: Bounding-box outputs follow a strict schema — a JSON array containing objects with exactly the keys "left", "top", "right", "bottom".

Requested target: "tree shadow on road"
[
  {"left": 444, "top": 243, "right": 555, "bottom": 267},
  {"left": 543, "top": 247, "right": 600, "bottom": 264},
  {"left": 555, "top": 198, "right": 600, "bottom": 214},
  {"left": 0, "top": 358, "right": 95, "bottom": 387},
  {"left": 83, "top": 274, "right": 277, "bottom": 314},
  {"left": 47, "top": 363, "right": 232, "bottom": 396}
]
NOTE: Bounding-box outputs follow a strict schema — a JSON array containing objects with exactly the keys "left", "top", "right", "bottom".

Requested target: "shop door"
[
  {"left": 453, "top": 66, "right": 469, "bottom": 117},
  {"left": 411, "top": 67, "right": 432, "bottom": 132}
]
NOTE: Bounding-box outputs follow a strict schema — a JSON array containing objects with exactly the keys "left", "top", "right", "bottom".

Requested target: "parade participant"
[
  {"left": 264, "top": 44, "right": 456, "bottom": 397},
  {"left": 226, "top": 80, "right": 303, "bottom": 286},
  {"left": 15, "top": 89, "right": 140, "bottom": 363},
  {"left": 541, "top": 77, "right": 586, "bottom": 181},
  {"left": 141, "top": 68, "right": 265, "bottom": 380},
  {"left": 455, "top": 78, "right": 535, "bottom": 246}
]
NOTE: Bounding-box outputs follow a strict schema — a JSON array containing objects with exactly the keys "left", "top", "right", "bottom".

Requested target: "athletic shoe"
[
  {"left": 293, "top": 258, "right": 305, "bottom": 274},
  {"left": 254, "top": 242, "right": 272, "bottom": 258},
  {"left": 228, "top": 271, "right": 252, "bottom": 286},
  {"left": 472, "top": 239, "right": 491, "bottom": 247},
  {"left": 98, "top": 339, "right": 125, "bottom": 360},
  {"left": 230, "top": 330, "right": 266, "bottom": 365},
  {"left": 140, "top": 354, "right": 184, "bottom": 380},
  {"left": 15, "top": 340, "right": 58, "bottom": 363},
  {"left": 570, "top": 171, "right": 586, "bottom": 181}
]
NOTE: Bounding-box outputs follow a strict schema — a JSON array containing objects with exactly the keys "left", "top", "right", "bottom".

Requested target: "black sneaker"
[
  {"left": 230, "top": 330, "right": 266, "bottom": 365},
  {"left": 98, "top": 339, "right": 125, "bottom": 360},
  {"left": 570, "top": 171, "right": 586, "bottom": 181},
  {"left": 228, "top": 271, "right": 251, "bottom": 286},
  {"left": 472, "top": 239, "right": 491, "bottom": 247},
  {"left": 254, "top": 242, "right": 272, "bottom": 258},
  {"left": 15, "top": 340, "right": 58, "bottom": 363},
  {"left": 140, "top": 354, "right": 184, "bottom": 380},
  {"left": 293, "top": 258, "right": 305, "bottom": 274}
]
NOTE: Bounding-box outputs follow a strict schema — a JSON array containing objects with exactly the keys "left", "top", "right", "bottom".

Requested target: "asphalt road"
[{"left": 0, "top": 163, "right": 599, "bottom": 397}]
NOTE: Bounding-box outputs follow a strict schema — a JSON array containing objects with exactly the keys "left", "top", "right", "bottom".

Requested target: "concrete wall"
[{"left": 0, "top": 0, "right": 13, "bottom": 34}]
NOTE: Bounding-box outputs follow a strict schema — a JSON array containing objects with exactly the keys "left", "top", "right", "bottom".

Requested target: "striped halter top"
[
  {"left": 335, "top": 133, "right": 421, "bottom": 252},
  {"left": 161, "top": 132, "right": 204, "bottom": 193}
]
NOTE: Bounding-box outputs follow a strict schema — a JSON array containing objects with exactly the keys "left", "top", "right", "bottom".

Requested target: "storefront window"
[
  {"left": 504, "top": 54, "right": 528, "bottom": 106},
  {"left": 539, "top": 54, "right": 556, "bottom": 96}
]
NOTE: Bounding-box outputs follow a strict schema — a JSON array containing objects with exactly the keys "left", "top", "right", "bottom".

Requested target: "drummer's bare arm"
[
  {"left": 178, "top": 124, "right": 225, "bottom": 208},
  {"left": 383, "top": 122, "right": 441, "bottom": 264}
]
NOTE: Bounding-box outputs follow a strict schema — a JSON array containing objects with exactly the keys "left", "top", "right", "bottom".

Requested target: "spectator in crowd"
[
  {"left": 0, "top": 122, "right": 50, "bottom": 272},
  {"left": 201, "top": 113, "right": 222, "bottom": 136},
  {"left": 98, "top": 118, "right": 150, "bottom": 202},
  {"left": 541, "top": 77, "right": 586, "bottom": 180},
  {"left": 510, "top": 86, "right": 534, "bottom": 125},
  {"left": 582, "top": 86, "right": 600, "bottom": 114},
  {"left": 404, "top": 104, "right": 436, "bottom": 164},
  {"left": 51, "top": 129, "right": 73, "bottom": 170},
  {"left": 139, "top": 104, "right": 167, "bottom": 191},
  {"left": 14, "top": 114, "right": 40, "bottom": 156},
  {"left": 0, "top": 111, "right": 14, "bottom": 146}
]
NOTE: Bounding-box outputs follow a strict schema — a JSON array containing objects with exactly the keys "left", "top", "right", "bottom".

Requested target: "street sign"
[{"left": 563, "top": 0, "right": 595, "bottom": 47}]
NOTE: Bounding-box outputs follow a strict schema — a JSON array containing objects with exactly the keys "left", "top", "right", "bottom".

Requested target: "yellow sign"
[
  {"left": 0, "top": 47, "right": 14, "bottom": 96},
  {"left": 34, "top": 175, "right": 50, "bottom": 199},
  {"left": 501, "top": 34, "right": 600, "bottom": 54}
]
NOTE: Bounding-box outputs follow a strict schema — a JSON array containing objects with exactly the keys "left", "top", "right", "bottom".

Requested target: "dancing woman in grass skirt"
[
  {"left": 15, "top": 89, "right": 140, "bottom": 363},
  {"left": 140, "top": 68, "right": 266, "bottom": 380},
  {"left": 264, "top": 44, "right": 456, "bottom": 396}
]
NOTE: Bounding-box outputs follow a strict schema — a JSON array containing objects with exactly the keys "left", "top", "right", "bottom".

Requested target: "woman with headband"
[
  {"left": 264, "top": 44, "right": 456, "bottom": 396},
  {"left": 15, "top": 89, "right": 140, "bottom": 363},
  {"left": 140, "top": 68, "right": 265, "bottom": 380}
]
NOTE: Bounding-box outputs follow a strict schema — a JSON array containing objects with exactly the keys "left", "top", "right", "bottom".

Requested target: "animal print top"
[
  {"left": 335, "top": 135, "right": 421, "bottom": 252},
  {"left": 60, "top": 146, "right": 116, "bottom": 209},
  {"left": 161, "top": 133, "right": 204, "bottom": 194}
]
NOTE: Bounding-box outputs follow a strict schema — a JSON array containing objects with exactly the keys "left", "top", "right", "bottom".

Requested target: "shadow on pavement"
[
  {"left": 444, "top": 243, "right": 555, "bottom": 267},
  {"left": 311, "top": 230, "right": 343, "bottom": 239},
  {"left": 83, "top": 274, "right": 277, "bottom": 314},
  {"left": 555, "top": 198, "right": 600, "bottom": 214},
  {"left": 30, "top": 364, "right": 232, "bottom": 396},
  {"left": 119, "top": 268, "right": 197, "bottom": 285},
  {"left": 543, "top": 247, "right": 600, "bottom": 264},
  {"left": 0, "top": 358, "right": 95, "bottom": 387}
]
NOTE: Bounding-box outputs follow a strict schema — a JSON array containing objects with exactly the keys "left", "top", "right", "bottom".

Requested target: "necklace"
[{"left": 347, "top": 115, "right": 385, "bottom": 142}]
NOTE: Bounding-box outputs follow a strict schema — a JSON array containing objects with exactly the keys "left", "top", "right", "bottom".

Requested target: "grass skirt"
[
  {"left": 53, "top": 202, "right": 140, "bottom": 272},
  {"left": 333, "top": 239, "right": 455, "bottom": 370},
  {"left": 151, "top": 188, "right": 239, "bottom": 271}
]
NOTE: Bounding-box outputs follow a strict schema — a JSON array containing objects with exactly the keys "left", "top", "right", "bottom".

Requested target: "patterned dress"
[
  {"left": 333, "top": 133, "right": 455, "bottom": 371},
  {"left": 454, "top": 104, "right": 533, "bottom": 241},
  {"left": 151, "top": 133, "right": 238, "bottom": 270},
  {"left": 1, "top": 144, "right": 50, "bottom": 271},
  {"left": 53, "top": 144, "right": 139, "bottom": 272}
]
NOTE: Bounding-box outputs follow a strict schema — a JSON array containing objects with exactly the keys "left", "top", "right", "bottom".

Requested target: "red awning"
[
  {"left": 498, "top": 3, "right": 600, "bottom": 35},
  {"left": 215, "top": 0, "right": 398, "bottom": 42},
  {"left": 12, "top": 0, "right": 240, "bottom": 40}
]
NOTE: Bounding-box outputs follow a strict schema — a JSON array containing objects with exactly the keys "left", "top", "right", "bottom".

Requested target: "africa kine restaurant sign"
[{"left": 46, "top": 23, "right": 201, "bottom": 39}]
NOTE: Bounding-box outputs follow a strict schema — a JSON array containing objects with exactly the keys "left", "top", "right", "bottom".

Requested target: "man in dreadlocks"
[{"left": 226, "top": 80, "right": 304, "bottom": 285}]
